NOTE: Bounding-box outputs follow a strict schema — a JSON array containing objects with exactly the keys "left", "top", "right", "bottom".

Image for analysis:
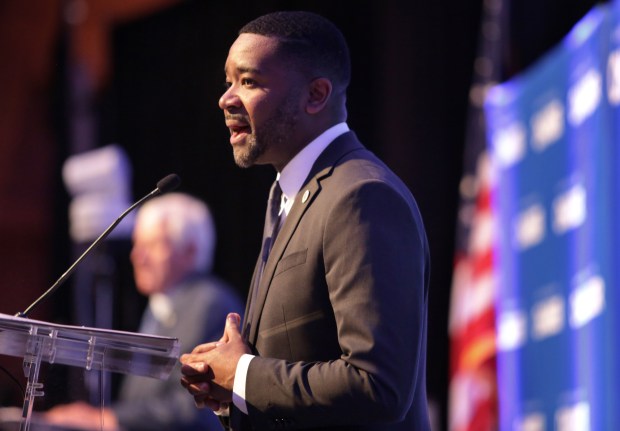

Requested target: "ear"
[
  {"left": 305, "top": 78, "right": 332, "bottom": 114},
  {"left": 180, "top": 242, "right": 198, "bottom": 268}
]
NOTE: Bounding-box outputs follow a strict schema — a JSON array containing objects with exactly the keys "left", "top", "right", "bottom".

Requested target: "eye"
[
  {"left": 241, "top": 77, "right": 256, "bottom": 88},
  {"left": 223, "top": 81, "right": 232, "bottom": 89}
]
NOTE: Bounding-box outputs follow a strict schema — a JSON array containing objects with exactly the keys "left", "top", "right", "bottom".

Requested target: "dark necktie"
[
  {"left": 244, "top": 181, "right": 282, "bottom": 339},
  {"left": 262, "top": 180, "right": 283, "bottom": 260}
]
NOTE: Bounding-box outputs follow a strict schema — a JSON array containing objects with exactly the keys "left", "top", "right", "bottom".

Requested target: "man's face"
[
  {"left": 219, "top": 33, "right": 303, "bottom": 170},
  {"left": 130, "top": 219, "right": 192, "bottom": 296}
]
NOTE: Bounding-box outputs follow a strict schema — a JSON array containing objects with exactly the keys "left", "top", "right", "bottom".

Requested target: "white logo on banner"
[
  {"left": 568, "top": 68, "right": 601, "bottom": 126},
  {"left": 531, "top": 99, "right": 564, "bottom": 151},
  {"left": 497, "top": 309, "right": 527, "bottom": 351},
  {"left": 492, "top": 122, "right": 526, "bottom": 167},
  {"left": 531, "top": 294, "right": 565, "bottom": 340},
  {"left": 607, "top": 49, "right": 620, "bottom": 105},
  {"left": 515, "top": 203, "right": 546, "bottom": 250},
  {"left": 570, "top": 274, "right": 605, "bottom": 328},
  {"left": 552, "top": 184, "right": 587, "bottom": 234},
  {"left": 517, "top": 412, "right": 546, "bottom": 431},
  {"left": 555, "top": 402, "right": 590, "bottom": 431}
]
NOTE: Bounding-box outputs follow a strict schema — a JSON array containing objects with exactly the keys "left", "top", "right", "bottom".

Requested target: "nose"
[{"left": 219, "top": 85, "right": 239, "bottom": 111}]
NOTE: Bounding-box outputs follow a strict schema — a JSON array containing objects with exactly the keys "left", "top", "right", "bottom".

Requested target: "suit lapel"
[
  {"left": 247, "top": 132, "right": 365, "bottom": 343},
  {"left": 247, "top": 174, "right": 322, "bottom": 342}
]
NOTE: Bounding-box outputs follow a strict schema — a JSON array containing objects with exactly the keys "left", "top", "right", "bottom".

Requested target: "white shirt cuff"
[{"left": 232, "top": 353, "right": 255, "bottom": 414}]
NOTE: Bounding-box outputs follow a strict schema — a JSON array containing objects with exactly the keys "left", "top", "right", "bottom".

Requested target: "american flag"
[
  {"left": 448, "top": 152, "right": 497, "bottom": 431},
  {"left": 448, "top": 0, "right": 507, "bottom": 429}
]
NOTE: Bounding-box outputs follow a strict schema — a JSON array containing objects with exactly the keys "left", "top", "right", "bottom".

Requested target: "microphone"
[
  {"left": 15, "top": 173, "right": 182, "bottom": 318},
  {"left": 156, "top": 173, "right": 182, "bottom": 194}
]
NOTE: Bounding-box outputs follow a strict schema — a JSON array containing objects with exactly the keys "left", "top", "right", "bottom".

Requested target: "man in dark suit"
[
  {"left": 42, "top": 193, "right": 242, "bottom": 431},
  {"left": 180, "top": 11, "right": 431, "bottom": 431}
]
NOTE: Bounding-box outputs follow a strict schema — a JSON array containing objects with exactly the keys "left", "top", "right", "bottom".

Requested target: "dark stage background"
[{"left": 0, "top": 1, "right": 603, "bottom": 430}]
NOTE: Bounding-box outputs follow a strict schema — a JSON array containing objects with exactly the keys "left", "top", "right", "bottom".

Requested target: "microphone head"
[{"left": 156, "top": 174, "right": 182, "bottom": 194}]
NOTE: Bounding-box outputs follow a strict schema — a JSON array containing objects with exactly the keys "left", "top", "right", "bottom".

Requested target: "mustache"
[{"left": 225, "top": 114, "right": 249, "bottom": 122}]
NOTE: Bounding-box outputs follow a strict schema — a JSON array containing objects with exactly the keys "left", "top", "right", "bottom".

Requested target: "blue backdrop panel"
[{"left": 485, "top": 4, "right": 619, "bottom": 430}]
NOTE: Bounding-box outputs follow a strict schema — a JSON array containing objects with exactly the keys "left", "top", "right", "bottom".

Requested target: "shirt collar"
[
  {"left": 146, "top": 273, "right": 204, "bottom": 327},
  {"left": 148, "top": 292, "right": 176, "bottom": 328},
  {"left": 277, "top": 122, "right": 349, "bottom": 202}
]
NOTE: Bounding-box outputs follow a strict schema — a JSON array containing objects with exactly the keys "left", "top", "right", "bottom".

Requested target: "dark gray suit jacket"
[
  {"left": 115, "top": 276, "right": 243, "bottom": 431},
  {"left": 237, "top": 132, "right": 431, "bottom": 431}
]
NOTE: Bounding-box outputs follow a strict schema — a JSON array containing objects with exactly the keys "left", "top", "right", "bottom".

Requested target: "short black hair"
[{"left": 239, "top": 11, "right": 351, "bottom": 91}]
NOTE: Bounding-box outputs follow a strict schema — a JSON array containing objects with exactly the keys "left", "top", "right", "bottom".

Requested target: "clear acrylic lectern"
[{"left": 0, "top": 313, "right": 180, "bottom": 431}]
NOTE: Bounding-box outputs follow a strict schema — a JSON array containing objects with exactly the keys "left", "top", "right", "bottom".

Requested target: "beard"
[{"left": 233, "top": 93, "right": 300, "bottom": 168}]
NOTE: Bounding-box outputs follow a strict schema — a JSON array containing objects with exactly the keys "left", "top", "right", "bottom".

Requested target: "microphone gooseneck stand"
[{"left": 12, "top": 174, "right": 180, "bottom": 431}]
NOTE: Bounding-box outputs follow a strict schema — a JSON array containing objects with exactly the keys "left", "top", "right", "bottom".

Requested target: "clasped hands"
[{"left": 180, "top": 312, "right": 250, "bottom": 412}]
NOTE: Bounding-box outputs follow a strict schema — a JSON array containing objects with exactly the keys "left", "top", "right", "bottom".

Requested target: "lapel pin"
[{"left": 302, "top": 190, "right": 310, "bottom": 203}]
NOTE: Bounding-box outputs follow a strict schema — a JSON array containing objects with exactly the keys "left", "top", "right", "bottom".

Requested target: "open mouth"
[{"left": 228, "top": 123, "right": 252, "bottom": 145}]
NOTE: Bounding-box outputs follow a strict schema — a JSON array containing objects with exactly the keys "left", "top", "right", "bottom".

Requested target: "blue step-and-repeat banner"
[{"left": 485, "top": 3, "right": 620, "bottom": 430}]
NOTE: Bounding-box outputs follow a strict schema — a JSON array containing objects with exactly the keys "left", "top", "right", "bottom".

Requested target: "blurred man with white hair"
[{"left": 43, "top": 193, "right": 243, "bottom": 431}]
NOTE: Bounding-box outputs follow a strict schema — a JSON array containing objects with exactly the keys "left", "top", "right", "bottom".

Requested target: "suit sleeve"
[{"left": 244, "top": 179, "right": 430, "bottom": 429}]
